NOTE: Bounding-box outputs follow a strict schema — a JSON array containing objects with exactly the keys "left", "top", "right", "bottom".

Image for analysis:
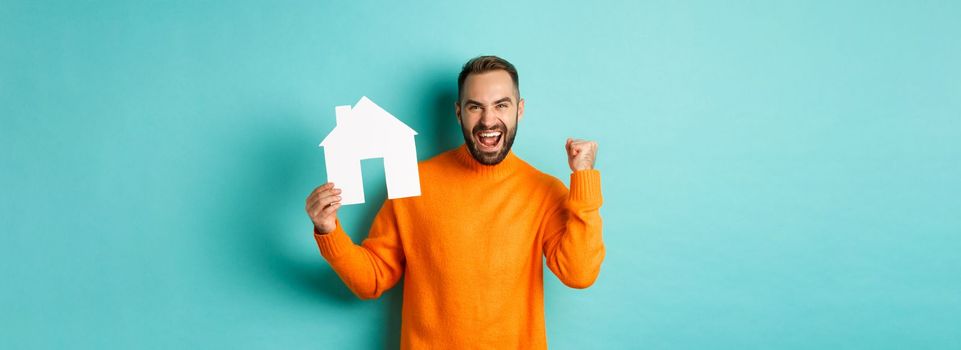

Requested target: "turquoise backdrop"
[{"left": 2, "top": 1, "right": 959, "bottom": 349}]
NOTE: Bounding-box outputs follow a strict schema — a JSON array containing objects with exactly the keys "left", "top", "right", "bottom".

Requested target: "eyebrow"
[{"left": 465, "top": 97, "right": 514, "bottom": 106}]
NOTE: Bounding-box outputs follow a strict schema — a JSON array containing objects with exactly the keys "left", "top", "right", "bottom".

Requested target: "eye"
[
  {"left": 468, "top": 105, "right": 480, "bottom": 111},
  {"left": 497, "top": 103, "right": 508, "bottom": 109}
]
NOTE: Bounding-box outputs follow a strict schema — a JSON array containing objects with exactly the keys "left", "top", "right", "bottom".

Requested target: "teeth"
[{"left": 479, "top": 131, "right": 501, "bottom": 137}]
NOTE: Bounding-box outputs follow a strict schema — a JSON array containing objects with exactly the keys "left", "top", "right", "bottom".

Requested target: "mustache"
[{"left": 472, "top": 122, "right": 507, "bottom": 134}]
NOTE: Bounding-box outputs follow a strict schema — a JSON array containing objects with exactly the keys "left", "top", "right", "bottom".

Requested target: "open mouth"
[{"left": 474, "top": 130, "right": 503, "bottom": 151}]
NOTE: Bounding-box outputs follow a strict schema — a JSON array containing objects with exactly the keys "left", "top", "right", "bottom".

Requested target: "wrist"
[{"left": 314, "top": 225, "right": 331, "bottom": 235}]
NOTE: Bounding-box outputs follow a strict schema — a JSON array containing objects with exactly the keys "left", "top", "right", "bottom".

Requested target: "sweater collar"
[{"left": 452, "top": 143, "right": 523, "bottom": 178}]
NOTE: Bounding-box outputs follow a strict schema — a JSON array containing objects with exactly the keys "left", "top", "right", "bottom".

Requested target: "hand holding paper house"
[{"left": 319, "top": 96, "right": 422, "bottom": 205}]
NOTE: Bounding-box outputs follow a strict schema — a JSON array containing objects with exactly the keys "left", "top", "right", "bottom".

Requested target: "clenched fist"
[
  {"left": 306, "top": 182, "right": 343, "bottom": 234},
  {"left": 566, "top": 137, "right": 598, "bottom": 171}
]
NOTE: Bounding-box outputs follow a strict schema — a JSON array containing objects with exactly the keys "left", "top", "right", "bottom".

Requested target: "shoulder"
[
  {"left": 537, "top": 169, "right": 569, "bottom": 198},
  {"left": 516, "top": 163, "right": 570, "bottom": 218},
  {"left": 416, "top": 147, "right": 458, "bottom": 175},
  {"left": 516, "top": 157, "right": 569, "bottom": 198}
]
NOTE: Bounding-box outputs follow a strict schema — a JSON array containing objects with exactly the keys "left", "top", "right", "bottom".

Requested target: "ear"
[
  {"left": 517, "top": 98, "right": 525, "bottom": 123},
  {"left": 454, "top": 101, "right": 462, "bottom": 125},
  {"left": 454, "top": 101, "right": 463, "bottom": 124}
]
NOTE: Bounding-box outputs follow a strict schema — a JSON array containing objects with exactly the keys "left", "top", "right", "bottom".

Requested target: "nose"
[{"left": 479, "top": 107, "right": 498, "bottom": 126}]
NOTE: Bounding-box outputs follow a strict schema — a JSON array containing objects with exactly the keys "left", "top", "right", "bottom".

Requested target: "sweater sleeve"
[
  {"left": 313, "top": 199, "right": 406, "bottom": 299},
  {"left": 541, "top": 169, "right": 605, "bottom": 289}
]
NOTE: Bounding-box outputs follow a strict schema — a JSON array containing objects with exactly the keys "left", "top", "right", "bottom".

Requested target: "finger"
[
  {"left": 307, "top": 189, "right": 324, "bottom": 210},
  {"left": 306, "top": 191, "right": 319, "bottom": 205},
  {"left": 309, "top": 186, "right": 343, "bottom": 205},
  {"left": 307, "top": 189, "right": 336, "bottom": 210},
  {"left": 312, "top": 201, "right": 341, "bottom": 220},
  {"left": 571, "top": 143, "right": 590, "bottom": 155},
  {"left": 317, "top": 194, "right": 342, "bottom": 210},
  {"left": 306, "top": 182, "right": 334, "bottom": 203},
  {"left": 315, "top": 182, "right": 333, "bottom": 193},
  {"left": 313, "top": 202, "right": 341, "bottom": 221},
  {"left": 572, "top": 141, "right": 594, "bottom": 152},
  {"left": 566, "top": 138, "right": 573, "bottom": 154},
  {"left": 309, "top": 195, "right": 337, "bottom": 214},
  {"left": 570, "top": 139, "right": 588, "bottom": 150},
  {"left": 321, "top": 203, "right": 342, "bottom": 216},
  {"left": 317, "top": 182, "right": 335, "bottom": 195},
  {"left": 306, "top": 190, "right": 323, "bottom": 206}
]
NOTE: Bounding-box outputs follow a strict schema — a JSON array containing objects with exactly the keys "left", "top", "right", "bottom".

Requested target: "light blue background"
[{"left": 2, "top": 1, "right": 960, "bottom": 349}]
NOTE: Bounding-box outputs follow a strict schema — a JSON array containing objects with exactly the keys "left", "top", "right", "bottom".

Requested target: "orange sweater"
[{"left": 314, "top": 144, "right": 605, "bottom": 349}]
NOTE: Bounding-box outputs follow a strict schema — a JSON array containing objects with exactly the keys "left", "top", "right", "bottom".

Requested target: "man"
[{"left": 305, "top": 55, "right": 604, "bottom": 349}]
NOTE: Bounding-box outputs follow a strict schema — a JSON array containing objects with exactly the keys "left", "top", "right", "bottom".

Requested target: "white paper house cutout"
[{"left": 319, "top": 96, "right": 421, "bottom": 205}]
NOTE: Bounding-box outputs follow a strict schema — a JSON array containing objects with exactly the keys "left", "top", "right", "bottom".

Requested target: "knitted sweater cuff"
[
  {"left": 570, "top": 169, "right": 603, "bottom": 207},
  {"left": 314, "top": 219, "right": 353, "bottom": 260}
]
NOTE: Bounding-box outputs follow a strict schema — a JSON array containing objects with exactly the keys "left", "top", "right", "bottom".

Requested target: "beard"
[{"left": 460, "top": 112, "right": 519, "bottom": 165}]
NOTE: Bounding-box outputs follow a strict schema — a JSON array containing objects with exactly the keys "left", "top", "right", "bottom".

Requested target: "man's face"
[{"left": 455, "top": 70, "right": 525, "bottom": 165}]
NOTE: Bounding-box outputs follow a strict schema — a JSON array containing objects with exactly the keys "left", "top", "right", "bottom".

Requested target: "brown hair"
[{"left": 457, "top": 55, "right": 519, "bottom": 101}]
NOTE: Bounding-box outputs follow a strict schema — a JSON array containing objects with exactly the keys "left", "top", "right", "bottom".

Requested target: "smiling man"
[{"left": 305, "top": 55, "right": 605, "bottom": 349}]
